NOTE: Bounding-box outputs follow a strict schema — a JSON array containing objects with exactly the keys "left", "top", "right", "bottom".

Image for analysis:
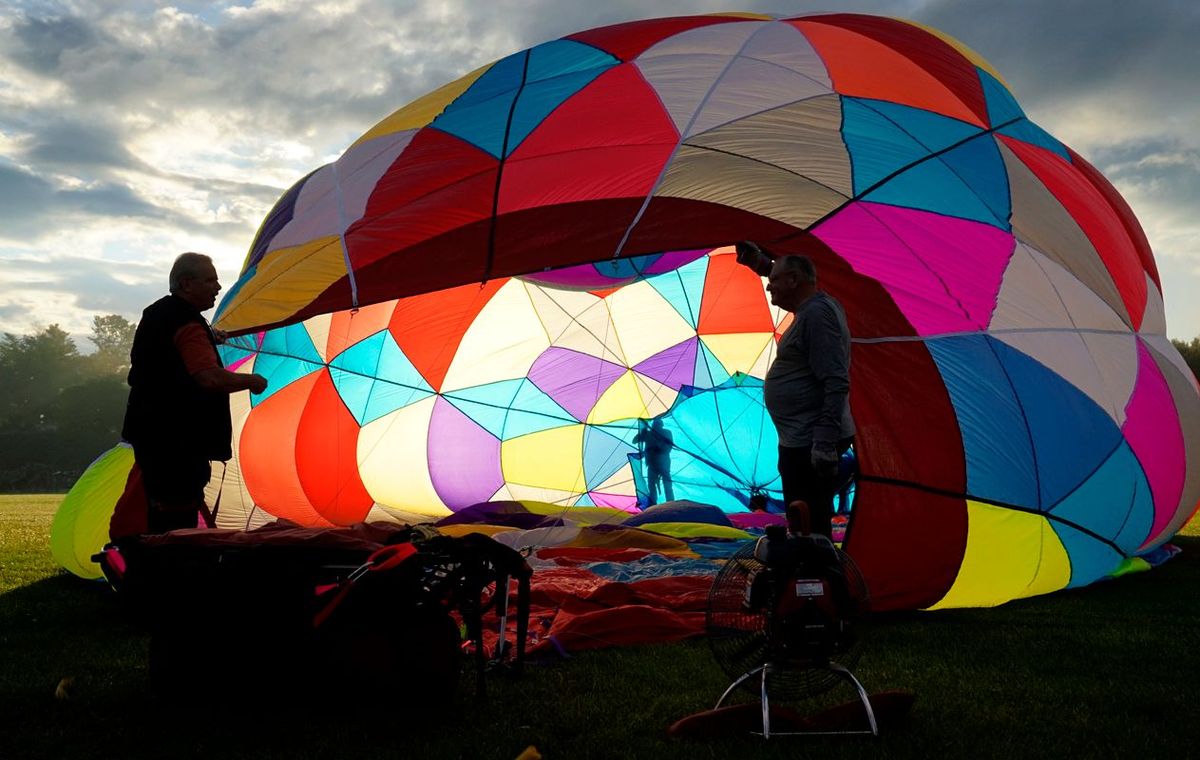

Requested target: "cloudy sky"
[{"left": 1, "top": 0, "right": 1197, "bottom": 349}]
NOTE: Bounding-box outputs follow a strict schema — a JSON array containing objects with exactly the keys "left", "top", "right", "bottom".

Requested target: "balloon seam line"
[
  {"left": 331, "top": 159, "right": 359, "bottom": 308},
  {"left": 779, "top": 114, "right": 1023, "bottom": 244},
  {"left": 856, "top": 474, "right": 1125, "bottom": 555},
  {"left": 612, "top": 20, "right": 780, "bottom": 260},
  {"left": 484, "top": 50, "right": 532, "bottom": 284}
]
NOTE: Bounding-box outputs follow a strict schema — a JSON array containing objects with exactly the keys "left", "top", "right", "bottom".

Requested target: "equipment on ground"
[
  {"left": 705, "top": 502, "right": 874, "bottom": 738},
  {"left": 94, "top": 524, "right": 531, "bottom": 705}
]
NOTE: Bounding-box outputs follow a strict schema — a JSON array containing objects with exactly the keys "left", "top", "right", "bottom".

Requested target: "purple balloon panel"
[{"left": 428, "top": 396, "right": 505, "bottom": 510}]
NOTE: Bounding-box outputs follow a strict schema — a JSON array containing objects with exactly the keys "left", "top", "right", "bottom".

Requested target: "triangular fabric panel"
[
  {"left": 528, "top": 347, "right": 629, "bottom": 421},
  {"left": 928, "top": 501, "right": 1069, "bottom": 609},
  {"left": 250, "top": 322, "right": 326, "bottom": 407},
  {"left": 1142, "top": 339, "right": 1200, "bottom": 543},
  {"left": 1048, "top": 439, "right": 1152, "bottom": 555},
  {"left": 683, "top": 94, "right": 852, "bottom": 198},
  {"left": 990, "top": 337, "right": 1125, "bottom": 508},
  {"left": 646, "top": 255, "right": 709, "bottom": 329},
  {"left": 998, "top": 120, "right": 1070, "bottom": 162},
  {"left": 1000, "top": 135, "right": 1147, "bottom": 328},
  {"left": 792, "top": 19, "right": 984, "bottom": 126},
  {"left": 926, "top": 334, "right": 1038, "bottom": 508},
  {"left": 388, "top": 280, "right": 505, "bottom": 392},
  {"left": 1122, "top": 340, "right": 1187, "bottom": 548},
  {"left": 444, "top": 378, "right": 576, "bottom": 441},
  {"left": 583, "top": 425, "right": 639, "bottom": 491},
  {"left": 977, "top": 68, "right": 1023, "bottom": 127},
  {"left": 694, "top": 340, "right": 732, "bottom": 389},
  {"left": 430, "top": 51, "right": 527, "bottom": 158},
  {"left": 1052, "top": 521, "right": 1125, "bottom": 589},
  {"left": 329, "top": 330, "right": 435, "bottom": 426},
  {"left": 814, "top": 202, "right": 1012, "bottom": 336},
  {"left": 864, "top": 134, "right": 1009, "bottom": 228},
  {"left": 842, "top": 97, "right": 983, "bottom": 194},
  {"left": 998, "top": 140, "right": 1131, "bottom": 326},
  {"left": 698, "top": 253, "right": 774, "bottom": 334},
  {"left": 634, "top": 338, "right": 699, "bottom": 391},
  {"left": 797, "top": 14, "right": 988, "bottom": 125}
]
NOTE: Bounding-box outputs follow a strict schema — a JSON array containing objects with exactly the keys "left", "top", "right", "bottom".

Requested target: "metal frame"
[{"left": 714, "top": 661, "right": 878, "bottom": 739}]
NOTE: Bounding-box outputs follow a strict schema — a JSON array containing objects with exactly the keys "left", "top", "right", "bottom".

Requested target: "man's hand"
[
  {"left": 211, "top": 328, "right": 229, "bottom": 344},
  {"left": 811, "top": 443, "right": 839, "bottom": 479},
  {"left": 734, "top": 240, "right": 773, "bottom": 276},
  {"left": 248, "top": 374, "right": 268, "bottom": 395}
]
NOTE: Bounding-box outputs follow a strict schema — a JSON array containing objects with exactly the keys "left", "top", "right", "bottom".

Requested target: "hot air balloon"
[{"left": 58, "top": 13, "right": 1200, "bottom": 612}]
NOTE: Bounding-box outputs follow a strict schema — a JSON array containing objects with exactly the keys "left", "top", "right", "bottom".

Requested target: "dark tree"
[
  {"left": 1171, "top": 338, "right": 1200, "bottom": 382},
  {"left": 0, "top": 325, "right": 83, "bottom": 427},
  {"left": 0, "top": 320, "right": 134, "bottom": 491}
]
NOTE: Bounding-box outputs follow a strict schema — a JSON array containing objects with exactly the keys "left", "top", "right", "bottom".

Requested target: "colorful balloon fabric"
[
  {"left": 51, "top": 444, "right": 135, "bottom": 579},
  {"left": 218, "top": 249, "right": 788, "bottom": 523},
  {"left": 189, "top": 13, "right": 1199, "bottom": 610}
]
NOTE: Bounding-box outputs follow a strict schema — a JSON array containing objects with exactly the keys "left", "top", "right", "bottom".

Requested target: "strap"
[{"left": 312, "top": 543, "right": 418, "bottom": 629}]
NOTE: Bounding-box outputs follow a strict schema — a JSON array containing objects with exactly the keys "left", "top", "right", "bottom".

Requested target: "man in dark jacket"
[
  {"left": 736, "top": 242, "right": 854, "bottom": 537},
  {"left": 120, "top": 252, "right": 267, "bottom": 533}
]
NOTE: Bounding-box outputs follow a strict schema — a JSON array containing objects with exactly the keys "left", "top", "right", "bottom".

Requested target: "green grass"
[{"left": 3, "top": 495, "right": 1199, "bottom": 759}]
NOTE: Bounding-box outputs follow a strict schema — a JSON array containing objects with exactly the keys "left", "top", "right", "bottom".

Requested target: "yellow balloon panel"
[
  {"left": 929, "top": 500, "right": 1071, "bottom": 609},
  {"left": 502, "top": 424, "right": 586, "bottom": 492},
  {"left": 588, "top": 371, "right": 649, "bottom": 425},
  {"left": 217, "top": 236, "right": 348, "bottom": 334},
  {"left": 700, "top": 333, "right": 774, "bottom": 375},
  {"left": 353, "top": 63, "right": 491, "bottom": 145},
  {"left": 50, "top": 444, "right": 133, "bottom": 579}
]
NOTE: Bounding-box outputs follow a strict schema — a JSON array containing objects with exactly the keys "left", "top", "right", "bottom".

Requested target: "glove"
[
  {"left": 734, "top": 240, "right": 773, "bottom": 276},
  {"left": 811, "top": 443, "right": 839, "bottom": 479}
]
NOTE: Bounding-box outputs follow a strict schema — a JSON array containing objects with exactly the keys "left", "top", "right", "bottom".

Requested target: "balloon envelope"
[{"left": 69, "top": 13, "right": 1199, "bottom": 610}]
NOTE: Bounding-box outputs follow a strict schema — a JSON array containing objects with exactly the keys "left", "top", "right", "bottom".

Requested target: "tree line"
[
  {"left": 0, "top": 316, "right": 136, "bottom": 492},
  {"left": 2, "top": 319, "right": 1200, "bottom": 493}
]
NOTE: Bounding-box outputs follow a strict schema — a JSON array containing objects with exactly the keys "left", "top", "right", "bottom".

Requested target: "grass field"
[{"left": 2, "top": 495, "right": 1198, "bottom": 759}]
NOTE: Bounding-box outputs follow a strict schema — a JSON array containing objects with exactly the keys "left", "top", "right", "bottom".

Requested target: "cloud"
[
  {"left": 0, "top": 162, "right": 166, "bottom": 237},
  {"left": 16, "top": 117, "right": 144, "bottom": 172},
  {"left": 7, "top": 13, "right": 98, "bottom": 74},
  {"left": 916, "top": 0, "right": 1200, "bottom": 150},
  {"left": 0, "top": 0, "right": 1198, "bottom": 340}
]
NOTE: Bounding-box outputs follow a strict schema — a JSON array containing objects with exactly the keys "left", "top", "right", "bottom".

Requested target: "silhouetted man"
[
  {"left": 118, "top": 252, "right": 267, "bottom": 535},
  {"left": 736, "top": 242, "right": 855, "bottom": 537}
]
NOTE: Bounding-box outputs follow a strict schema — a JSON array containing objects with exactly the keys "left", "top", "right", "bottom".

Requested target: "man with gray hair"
[
  {"left": 735, "top": 242, "right": 855, "bottom": 537},
  {"left": 116, "top": 252, "right": 267, "bottom": 535}
]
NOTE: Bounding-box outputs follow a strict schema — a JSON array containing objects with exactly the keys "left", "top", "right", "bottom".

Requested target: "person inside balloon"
[
  {"left": 112, "top": 253, "right": 268, "bottom": 537},
  {"left": 735, "top": 242, "right": 855, "bottom": 538},
  {"left": 635, "top": 417, "right": 675, "bottom": 505}
]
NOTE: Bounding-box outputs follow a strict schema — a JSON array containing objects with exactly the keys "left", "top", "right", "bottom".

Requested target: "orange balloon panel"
[
  {"left": 240, "top": 369, "right": 373, "bottom": 526},
  {"left": 240, "top": 371, "right": 334, "bottom": 526},
  {"left": 697, "top": 253, "right": 774, "bottom": 335},
  {"left": 294, "top": 369, "right": 374, "bottom": 524}
]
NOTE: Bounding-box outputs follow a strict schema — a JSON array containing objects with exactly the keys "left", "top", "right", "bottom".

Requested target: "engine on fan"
[{"left": 743, "top": 525, "right": 859, "bottom": 665}]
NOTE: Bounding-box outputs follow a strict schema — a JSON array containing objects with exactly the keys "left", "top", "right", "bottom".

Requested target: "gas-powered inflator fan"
[{"left": 704, "top": 501, "right": 874, "bottom": 738}]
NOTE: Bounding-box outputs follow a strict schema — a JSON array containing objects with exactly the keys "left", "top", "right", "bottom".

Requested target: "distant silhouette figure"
[
  {"left": 747, "top": 493, "right": 769, "bottom": 512},
  {"left": 635, "top": 418, "right": 675, "bottom": 505}
]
